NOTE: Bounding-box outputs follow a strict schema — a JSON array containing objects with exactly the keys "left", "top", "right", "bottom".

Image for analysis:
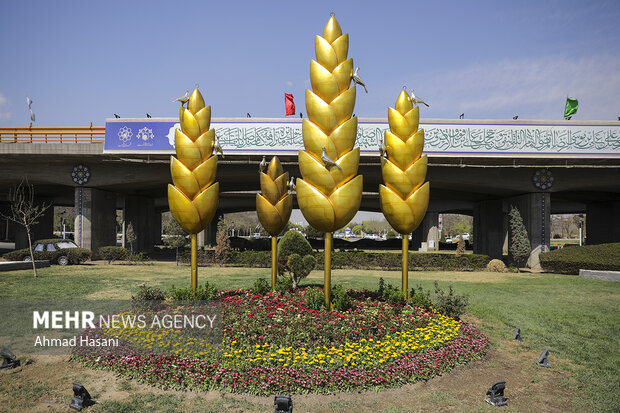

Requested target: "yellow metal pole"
[
  {"left": 191, "top": 234, "right": 197, "bottom": 293},
  {"left": 271, "top": 236, "right": 277, "bottom": 292},
  {"left": 324, "top": 232, "right": 332, "bottom": 308},
  {"left": 402, "top": 235, "right": 409, "bottom": 299}
]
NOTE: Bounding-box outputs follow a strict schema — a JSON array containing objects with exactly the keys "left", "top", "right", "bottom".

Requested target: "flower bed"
[{"left": 73, "top": 289, "right": 489, "bottom": 394}]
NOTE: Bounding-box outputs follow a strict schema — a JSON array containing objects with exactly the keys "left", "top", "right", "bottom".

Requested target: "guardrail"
[{"left": 0, "top": 125, "right": 105, "bottom": 143}]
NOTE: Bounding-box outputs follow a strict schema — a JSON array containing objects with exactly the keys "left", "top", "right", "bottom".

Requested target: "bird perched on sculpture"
[
  {"left": 378, "top": 136, "right": 387, "bottom": 158},
  {"left": 287, "top": 177, "right": 296, "bottom": 193},
  {"left": 173, "top": 90, "right": 190, "bottom": 105},
  {"left": 321, "top": 147, "right": 342, "bottom": 170},
  {"left": 214, "top": 136, "right": 224, "bottom": 158},
  {"left": 410, "top": 89, "right": 429, "bottom": 107},
  {"left": 259, "top": 156, "right": 267, "bottom": 172},
  {"left": 351, "top": 67, "right": 368, "bottom": 93}
]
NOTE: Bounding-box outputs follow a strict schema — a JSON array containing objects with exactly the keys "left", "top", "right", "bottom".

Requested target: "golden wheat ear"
[
  {"left": 168, "top": 88, "right": 219, "bottom": 234},
  {"left": 297, "top": 14, "right": 362, "bottom": 233}
]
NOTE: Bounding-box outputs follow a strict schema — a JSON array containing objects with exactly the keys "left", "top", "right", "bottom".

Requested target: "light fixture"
[
  {"left": 0, "top": 348, "right": 20, "bottom": 369},
  {"left": 274, "top": 395, "right": 293, "bottom": 413},
  {"left": 537, "top": 348, "right": 551, "bottom": 368},
  {"left": 485, "top": 381, "right": 508, "bottom": 406},
  {"left": 69, "top": 382, "right": 94, "bottom": 411},
  {"left": 513, "top": 326, "right": 523, "bottom": 342}
]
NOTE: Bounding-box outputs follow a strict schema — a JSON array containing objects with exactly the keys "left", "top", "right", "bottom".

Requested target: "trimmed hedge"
[
  {"left": 539, "top": 242, "right": 620, "bottom": 274},
  {"left": 212, "top": 250, "right": 489, "bottom": 271},
  {"left": 98, "top": 246, "right": 129, "bottom": 264}
]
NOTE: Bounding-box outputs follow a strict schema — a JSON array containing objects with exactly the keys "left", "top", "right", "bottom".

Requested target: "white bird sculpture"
[
  {"left": 259, "top": 156, "right": 267, "bottom": 172},
  {"left": 410, "top": 89, "right": 429, "bottom": 107},
  {"left": 321, "top": 147, "right": 342, "bottom": 171},
  {"left": 173, "top": 90, "right": 190, "bottom": 105},
  {"left": 287, "top": 177, "right": 296, "bottom": 193},
  {"left": 351, "top": 67, "right": 368, "bottom": 93},
  {"left": 214, "top": 136, "right": 224, "bottom": 158}
]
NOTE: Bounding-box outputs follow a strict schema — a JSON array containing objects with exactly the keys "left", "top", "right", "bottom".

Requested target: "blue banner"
[{"left": 104, "top": 119, "right": 177, "bottom": 152}]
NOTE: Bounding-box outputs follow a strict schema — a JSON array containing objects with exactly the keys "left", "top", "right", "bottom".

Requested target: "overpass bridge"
[{"left": 1, "top": 118, "right": 619, "bottom": 259}]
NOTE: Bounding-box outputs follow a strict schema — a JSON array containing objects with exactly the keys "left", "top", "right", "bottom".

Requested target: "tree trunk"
[
  {"left": 175, "top": 247, "right": 179, "bottom": 266},
  {"left": 25, "top": 222, "right": 37, "bottom": 278},
  {"left": 292, "top": 277, "right": 298, "bottom": 290}
]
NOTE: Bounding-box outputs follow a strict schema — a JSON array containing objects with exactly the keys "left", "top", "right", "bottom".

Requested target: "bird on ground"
[
  {"left": 288, "top": 177, "right": 296, "bottom": 193},
  {"left": 247, "top": 113, "right": 251, "bottom": 118},
  {"left": 214, "top": 136, "right": 224, "bottom": 158},
  {"left": 410, "top": 89, "right": 429, "bottom": 107},
  {"left": 259, "top": 156, "right": 267, "bottom": 172},
  {"left": 146, "top": 113, "right": 152, "bottom": 118},
  {"left": 26, "top": 96, "right": 35, "bottom": 122},
  {"left": 114, "top": 114, "right": 121, "bottom": 118},
  {"left": 321, "top": 147, "right": 342, "bottom": 171},
  {"left": 351, "top": 67, "right": 368, "bottom": 93},
  {"left": 173, "top": 90, "right": 190, "bottom": 105},
  {"left": 513, "top": 115, "right": 518, "bottom": 120},
  {"left": 459, "top": 113, "right": 464, "bottom": 119}
]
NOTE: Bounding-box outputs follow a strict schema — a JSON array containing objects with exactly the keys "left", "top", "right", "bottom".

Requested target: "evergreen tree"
[{"left": 509, "top": 205, "right": 531, "bottom": 268}]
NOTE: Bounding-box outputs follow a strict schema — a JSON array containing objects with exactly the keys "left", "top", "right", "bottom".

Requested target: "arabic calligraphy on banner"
[{"left": 104, "top": 120, "right": 620, "bottom": 155}]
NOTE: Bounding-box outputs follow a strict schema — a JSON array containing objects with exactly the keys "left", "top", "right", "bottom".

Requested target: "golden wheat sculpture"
[
  {"left": 256, "top": 156, "right": 293, "bottom": 291},
  {"left": 168, "top": 88, "right": 219, "bottom": 291},
  {"left": 297, "top": 14, "right": 362, "bottom": 306},
  {"left": 380, "top": 88, "right": 429, "bottom": 297}
]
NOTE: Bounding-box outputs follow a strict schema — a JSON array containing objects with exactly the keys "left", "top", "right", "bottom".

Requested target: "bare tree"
[{"left": 0, "top": 182, "right": 50, "bottom": 277}]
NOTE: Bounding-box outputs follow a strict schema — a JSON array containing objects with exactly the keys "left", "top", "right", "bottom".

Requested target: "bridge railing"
[{"left": 0, "top": 125, "right": 105, "bottom": 143}]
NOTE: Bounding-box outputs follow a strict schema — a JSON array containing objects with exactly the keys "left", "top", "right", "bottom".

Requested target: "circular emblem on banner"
[
  {"left": 532, "top": 168, "right": 553, "bottom": 190},
  {"left": 72, "top": 164, "right": 91, "bottom": 185}
]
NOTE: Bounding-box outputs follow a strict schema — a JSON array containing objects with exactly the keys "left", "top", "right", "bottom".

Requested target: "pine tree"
[{"left": 509, "top": 205, "right": 531, "bottom": 269}]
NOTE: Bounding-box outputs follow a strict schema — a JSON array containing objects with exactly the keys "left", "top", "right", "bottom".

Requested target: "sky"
[{"left": 1, "top": 0, "right": 620, "bottom": 127}]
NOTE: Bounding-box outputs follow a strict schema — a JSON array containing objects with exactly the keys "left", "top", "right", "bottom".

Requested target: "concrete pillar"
[
  {"left": 152, "top": 211, "right": 162, "bottom": 246},
  {"left": 473, "top": 199, "right": 504, "bottom": 259},
  {"left": 74, "top": 188, "right": 117, "bottom": 252},
  {"left": 124, "top": 195, "right": 156, "bottom": 252},
  {"left": 506, "top": 192, "right": 551, "bottom": 251},
  {"left": 200, "top": 211, "right": 222, "bottom": 247},
  {"left": 412, "top": 212, "right": 439, "bottom": 251},
  {"left": 586, "top": 201, "right": 620, "bottom": 244}
]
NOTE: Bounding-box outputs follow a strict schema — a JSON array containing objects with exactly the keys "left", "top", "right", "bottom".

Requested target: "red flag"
[{"left": 285, "top": 93, "right": 295, "bottom": 116}]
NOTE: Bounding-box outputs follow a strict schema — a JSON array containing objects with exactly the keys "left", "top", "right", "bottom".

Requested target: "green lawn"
[{"left": 1, "top": 263, "right": 618, "bottom": 412}]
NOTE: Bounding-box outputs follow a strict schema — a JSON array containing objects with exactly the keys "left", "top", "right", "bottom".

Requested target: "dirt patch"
[{"left": 0, "top": 320, "right": 581, "bottom": 413}]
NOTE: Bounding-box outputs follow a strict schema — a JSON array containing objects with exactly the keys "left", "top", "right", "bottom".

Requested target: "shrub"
[
  {"left": 409, "top": 285, "right": 433, "bottom": 310},
  {"left": 455, "top": 237, "right": 466, "bottom": 257},
  {"left": 304, "top": 287, "right": 325, "bottom": 310},
  {"left": 275, "top": 274, "right": 294, "bottom": 292},
  {"left": 376, "top": 278, "right": 405, "bottom": 305},
  {"left": 214, "top": 226, "right": 231, "bottom": 265},
  {"left": 131, "top": 284, "right": 165, "bottom": 311},
  {"left": 168, "top": 281, "right": 218, "bottom": 301},
  {"left": 278, "top": 231, "right": 315, "bottom": 289},
  {"left": 66, "top": 248, "right": 92, "bottom": 264},
  {"left": 539, "top": 242, "right": 620, "bottom": 274},
  {"left": 98, "top": 246, "right": 129, "bottom": 264},
  {"left": 486, "top": 259, "right": 506, "bottom": 272},
  {"left": 278, "top": 230, "right": 314, "bottom": 258},
  {"left": 252, "top": 278, "right": 270, "bottom": 295},
  {"left": 331, "top": 284, "right": 352, "bottom": 312},
  {"left": 433, "top": 281, "right": 468, "bottom": 320},
  {"left": 286, "top": 254, "right": 317, "bottom": 289},
  {"left": 126, "top": 251, "right": 151, "bottom": 265},
  {"left": 509, "top": 205, "right": 531, "bottom": 268}
]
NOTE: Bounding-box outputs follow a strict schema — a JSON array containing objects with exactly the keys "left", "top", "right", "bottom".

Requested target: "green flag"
[{"left": 564, "top": 97, "right": 578, "bottom": 118}]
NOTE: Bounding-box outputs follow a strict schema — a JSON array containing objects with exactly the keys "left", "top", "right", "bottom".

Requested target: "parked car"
[{"left": 2, "top": 238, "right": 91, "bottom": 265}]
